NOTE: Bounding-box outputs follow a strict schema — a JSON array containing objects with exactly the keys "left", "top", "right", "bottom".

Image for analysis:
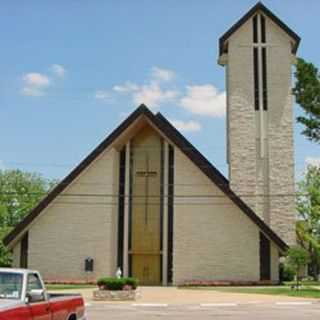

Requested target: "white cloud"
[
  {"left": 104, "top": 66, "right": 177, "bottom": 108},
  {"left": 151, "top": 67, "right": 175, "bottom": 82},
  {"left": 113, "top": 82, "right": 139, "bottom": 93},
  {"left": 50, "top": 64, "right": 66, "bottom": 77},
  {"left": 21, "top": 87, "right": 45, "bottom": 96},
  {"left": 180, "top": 84, "right": 226, "bottom": 117},
  {"left": 111, "top": 80, "right": 178, "bottom": 109},
  {"left": 305, "top": 157, "right": 320, "bottom": 167},
  {"left": 95, "top": 90, "right": 111, "bottom": 100},
  {"left": 132, "top": 83, "right": 178, "bottom": 108},
  {"left": 23, "top": 73, "right": 50, "bottom": 87},
  {"left": 99, "top": 68, "right": 225, "bottom": 114},
  {"left": 21, "top": 72, "right": 51, "bottom": 96},
  {"left": 169, "top": 119, "right": 201, "bottom": 132}
]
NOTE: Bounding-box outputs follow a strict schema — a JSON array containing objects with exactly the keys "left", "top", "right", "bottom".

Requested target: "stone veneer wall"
[
  {"left": 11, "top": 147, "right": 119, "bottom": 282},
  {"left": 265, "top": 17, "right": 296, "bottom": 245},
  {"left": 12, "top": 242, "right": 21, "bottom": 268},
  {"left": 226, "top": 13, "right": 296, "bottom": 245},
  {"left": 227, "top": 18, "right": 258, "bottom": 216},
  {"left": 10, "top": 141, "right": 281, "bottom": 283},
  {"left": 172, "top": 148, "right": 280, "bottom": 284}
]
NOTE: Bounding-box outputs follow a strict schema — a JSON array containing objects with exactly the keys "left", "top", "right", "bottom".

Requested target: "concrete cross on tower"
[{"left": 218, "top": 2, "right": 300, "bottom": 245}]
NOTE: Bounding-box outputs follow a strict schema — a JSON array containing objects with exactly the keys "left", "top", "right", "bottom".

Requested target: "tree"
[
  {"left": 286, "top": 246, "right": 310, "bottom": 289},
  {"left": 0, "top": 169, "right": 56, "bottom": 230},
  {"left": 0, "top": 169, "right": 56, "bottom": 264},
  {"left": 0, "top": 241, "right": 11, "bottom": 267},
  {"left": 296, "top": 165, "right": 320, "bottom": 279},
  {"left": 293, "top": 58, "right": 320, "bottom": 143}
]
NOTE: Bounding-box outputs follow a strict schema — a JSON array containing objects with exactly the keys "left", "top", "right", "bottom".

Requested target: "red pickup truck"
[{"left": 0, "top": 268, "right": 86, "bottom": 320}]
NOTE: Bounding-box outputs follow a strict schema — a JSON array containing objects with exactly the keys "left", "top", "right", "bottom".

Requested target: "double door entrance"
[{"left": 129, "top": 127, "right": 162, "bottom": 285}]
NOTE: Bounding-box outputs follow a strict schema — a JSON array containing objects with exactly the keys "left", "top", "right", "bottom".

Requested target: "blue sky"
[{"left": 0, "top": 0, "right": 319, "bottom": 181}]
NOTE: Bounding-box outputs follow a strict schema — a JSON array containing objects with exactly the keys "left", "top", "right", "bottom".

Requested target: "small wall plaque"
[{"left": 85, "top": 257, "right": 94, "bottom": 272}]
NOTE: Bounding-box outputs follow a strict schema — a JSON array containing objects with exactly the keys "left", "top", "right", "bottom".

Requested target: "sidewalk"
[{"left": 53, "top": 286, "right": 319, "bottom": 305}]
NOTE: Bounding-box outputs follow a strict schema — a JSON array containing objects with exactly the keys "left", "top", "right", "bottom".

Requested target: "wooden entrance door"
[{"left": 129, "top": 127, "right": 162, "bottom": 285}]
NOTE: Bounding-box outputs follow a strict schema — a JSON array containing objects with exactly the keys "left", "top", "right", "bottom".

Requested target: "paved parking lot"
[
  {"left": 86, "top": 302, "right": 320, "bottom": 320},
  {"left": 55, "top": 287, "right": 320, "bottom": 319},
  {"left": 63, "top": 286, "right": 319, "bottom": 305}
]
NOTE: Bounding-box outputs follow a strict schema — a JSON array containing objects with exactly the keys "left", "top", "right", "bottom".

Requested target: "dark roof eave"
[
  {"left": 219, "top": 2, "right": 300, "bottom": 56},
  {"left": 3, "top": 105, "right": 150, "bottom": 246},
  {"left": 4, "top": 104, "right": 288, "bottom": 252},
  {"left": 153, "top": 113, "right": 288, "bottom": 252}
]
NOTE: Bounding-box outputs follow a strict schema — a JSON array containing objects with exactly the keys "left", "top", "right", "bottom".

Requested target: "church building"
[{"left": 4, "top": 2, "right": 300, "bottom": 285}]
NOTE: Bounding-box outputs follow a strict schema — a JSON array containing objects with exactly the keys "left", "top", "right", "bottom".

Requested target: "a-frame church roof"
[
  {"left": 4, "top": 104, "right": 288, "bottom": 251},
  {"left": 219, "top": 2, "right": 301, "bottom": 56}
]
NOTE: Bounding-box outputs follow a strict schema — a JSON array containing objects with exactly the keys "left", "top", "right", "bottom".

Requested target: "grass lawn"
[
  {"left": 284, "top": 280, "right": 320, "bottom": 286},
  {"left": 190, "top": 286, "right": 320, "bottom": 299},
  {"left": 46, "top": 284, "right": 96, "bottom": 290}
]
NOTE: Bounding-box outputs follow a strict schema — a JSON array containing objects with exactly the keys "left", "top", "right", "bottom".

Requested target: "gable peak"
[{"left": 219, "top": 1, "right": 300, "bottom": 56}]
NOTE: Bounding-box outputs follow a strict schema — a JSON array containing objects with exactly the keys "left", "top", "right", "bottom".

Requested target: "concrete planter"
[{"left": 93, "top": 289, "right": 138, "bottom": 301}]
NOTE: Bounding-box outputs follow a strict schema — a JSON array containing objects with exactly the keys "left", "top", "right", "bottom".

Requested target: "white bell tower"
[{"left": 218, "top": 2, "right": 300, "bottom": 245}]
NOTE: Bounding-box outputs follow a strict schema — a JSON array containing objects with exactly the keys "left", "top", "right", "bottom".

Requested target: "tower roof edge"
[{"left": 218, "top": 2, "right": 300, "bottom": 57}]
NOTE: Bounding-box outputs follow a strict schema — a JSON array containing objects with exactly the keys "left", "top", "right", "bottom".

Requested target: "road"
[
  {"left": 55, "top": 286, "right": 320, "bottom": 319},
  {"left": 86, "top": 301, "right": 320, "bottom": 320}
]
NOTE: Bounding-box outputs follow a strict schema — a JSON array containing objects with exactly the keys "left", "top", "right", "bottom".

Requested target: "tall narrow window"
[
  {"left": 128, "top": 145, "right": 133, "bottom": 277},
  {"left": 253, "top": 47, "right": 260, "bottom": 110},
  {"left": 253, "top": 14, "right": 268, "bottom": 111},
  {"left": 261, "top": 15, "right": 266, "bottom": 43},
  {"left": 117, "top": 147, "right": 126, "bottom": 271},
  {"left": 262, "top": 47, "right": 268, "bottom": 110},
  {"left": 20, "top": 232, "right": 28, "bottom": 268},
  {"left": 253, "top": 15, "right": 258, "bottom": 43},
  {"left": 260, "top": 232, "right": 271, "bottom": 280},
  {"left": 167, "top": 145, "right": 174, "bottom": 284},
  {"left": 160, "top": 140, "right": 164, "bottom": 283}
]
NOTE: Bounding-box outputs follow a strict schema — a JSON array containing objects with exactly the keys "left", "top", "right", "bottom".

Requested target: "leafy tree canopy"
[
  {"left": 286, "top": 246, "right": 310, "bottom": 289},
  {"left": 0, "top": 169, "right": 56, "bottom": 231},
  {"left": 296, "top": 165, "right": 320, "bottom": 279},
  {"left": 293, "top": 58, "right": 320, "bottom": 142},
  {"left": 0, "top": 169, "right": 57, "bottom": 266}
]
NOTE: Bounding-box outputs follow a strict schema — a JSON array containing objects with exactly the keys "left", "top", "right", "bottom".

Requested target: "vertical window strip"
[
  {"left": 160, "top": 140, "right": 164, "bottom": 253},
  {"left": 261, "top": 15, "right": 266, "bottom": 43},
  {"left": 117, "top": 147, "right": 126, "bottom": 271},
  {"left": 253, "top": 47, "right": 260, "bottom": 110},
  {"left": 20, "top": 232, "right": 28, "bottom": 268},
  {"left": 253, "top": 15, "right": 258, "bottom": 43},
  {"left": 262, "top": 47, "right": 268, "bottom": 110},
  {"left": 259, "top": 232, "right": 271, "bottom": 281},
  {"left": 167, "top": 145, "right": 174, "bottom": 283},
  {"left": 128, "top": 144, "right": 133, "bottom": 277}
]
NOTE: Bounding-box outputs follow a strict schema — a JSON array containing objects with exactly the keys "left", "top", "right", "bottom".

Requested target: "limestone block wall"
[
  {"left": 225, "top": 13, "right": 296, "bottom": 245},
  {"left": 173, "top": 149, "right": 261, "bottom": 284},
  {"left": 265, "top": 17, "right": 296, "bottom": 245},
  {"left": 227, "top": 18, "right": 258, "bottom": 215},
  {"left": 12, "top": 147, "right": 119, "bottom": 282},
  {"left": 12, "top": 242, "right": 21, "bottom": 268}
]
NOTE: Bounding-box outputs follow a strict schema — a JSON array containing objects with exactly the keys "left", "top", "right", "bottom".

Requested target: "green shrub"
[
  {"left": 281, "top": 264, "right": 295, "bottom": 282},
  {"left": 125, "top": 277, "right": 138, "bottom": 289},
  {"left": 96, "top": 277, "right": 138, "bottom": 290}
]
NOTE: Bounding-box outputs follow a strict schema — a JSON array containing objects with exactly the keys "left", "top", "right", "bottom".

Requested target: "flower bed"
[
  {"left": 93, "top": 277, "right": 139, "bottom": 301},
  {"left": 180, "top": 280, "right": 278, "bottom": 287}
]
